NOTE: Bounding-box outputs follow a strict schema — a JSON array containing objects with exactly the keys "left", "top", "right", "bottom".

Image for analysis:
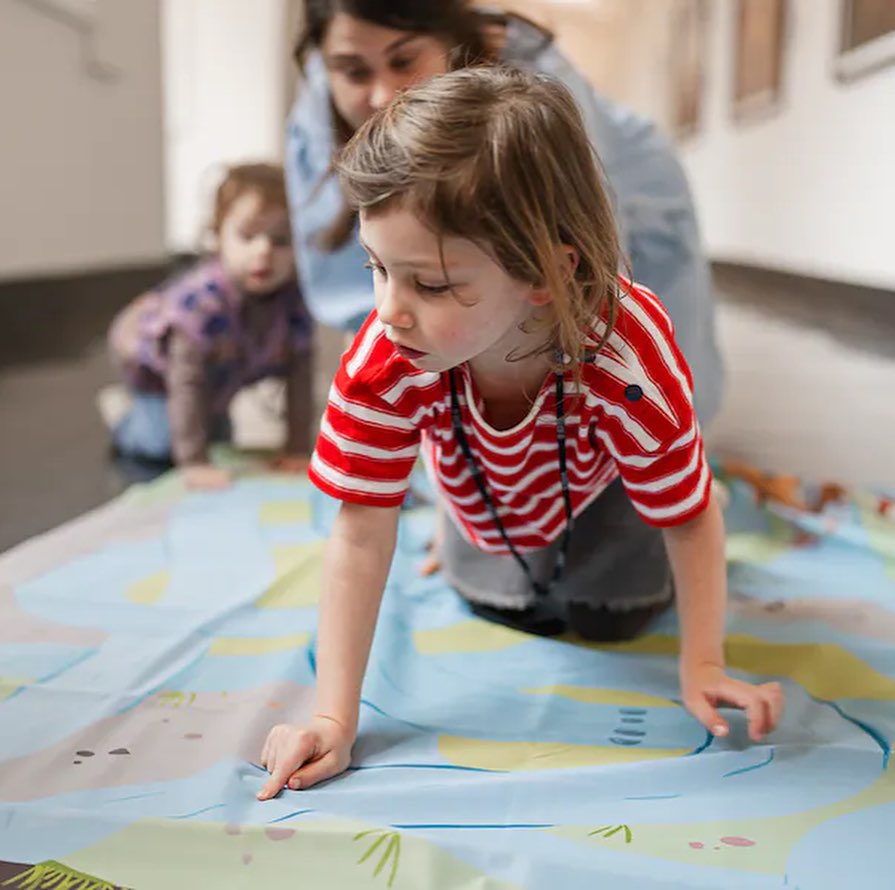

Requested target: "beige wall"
[
  {"left": 502, "top": 0, "right": 675, "bottom": 125},
  {"left": 680, "top": 0, "right": 895, "bottom": 289},
  {"left": 0, "top": 0, "right": 166, "bottom": 280}
]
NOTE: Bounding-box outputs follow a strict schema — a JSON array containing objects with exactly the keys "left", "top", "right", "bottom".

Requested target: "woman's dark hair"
[
  {"left": 294, "top": 1, "right": 491, "bottom": 71},
  {"left": 295, "top": 1, "right": 501, "bottom": 252}
]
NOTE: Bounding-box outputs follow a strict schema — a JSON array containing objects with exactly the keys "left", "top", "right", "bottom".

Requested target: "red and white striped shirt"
[{"left": 309, "top": 279, "right": 712, "bottom": 553}]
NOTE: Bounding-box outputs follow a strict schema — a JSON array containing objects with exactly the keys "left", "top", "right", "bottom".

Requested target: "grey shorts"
[{"left": 441, "top": 477, "right": 673, "bottom": 613}]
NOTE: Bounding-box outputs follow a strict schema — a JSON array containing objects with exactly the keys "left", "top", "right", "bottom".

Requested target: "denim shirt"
[{"left": 285, "top": 15, "right": 723, "bottom": 423}]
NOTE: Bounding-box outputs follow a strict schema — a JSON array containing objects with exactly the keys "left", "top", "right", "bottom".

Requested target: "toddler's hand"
[
  {"left": 269, "top": 453, "right": 311, "bottom": 475},
  {"left": 182, "top": 464, "right": 232, "bottom": 490},
  {"left": 257, "top": 715, "right": 353, "bottom": 800},
  {"left": 680, "top": 661, "right": 784, "bottom": 741}
]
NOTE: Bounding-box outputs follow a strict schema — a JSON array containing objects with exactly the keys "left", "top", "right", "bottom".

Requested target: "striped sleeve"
[
  {"left": 590, "top": 283, "right": 712, "bottom": 527},
  {"left": 308, "top": 315, "right": 434, "bottom": 508}
]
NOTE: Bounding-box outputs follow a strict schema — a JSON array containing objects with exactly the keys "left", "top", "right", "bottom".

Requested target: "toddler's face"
[
  {"left": 218, "top": 191, "right": 295, "bottom": 295},
  {"left": 359, "top": 205, "right": 541, "bottom": 374}
]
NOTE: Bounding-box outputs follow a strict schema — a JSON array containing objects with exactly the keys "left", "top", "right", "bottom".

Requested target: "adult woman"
[{"left": 286, "top": 1, "right": 723, "bottom": 423}]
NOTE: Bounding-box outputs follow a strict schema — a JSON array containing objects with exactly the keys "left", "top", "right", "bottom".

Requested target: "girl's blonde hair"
[{"left": 337, "top": 65, "right": 622, "bottom": 377}]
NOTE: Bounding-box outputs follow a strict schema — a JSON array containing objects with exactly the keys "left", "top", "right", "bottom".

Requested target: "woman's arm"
[
  {"left": 663, "top": 493, "right": 783, "bottom": 741},
  {"left": 258, "top": 500, "right": 400, "bottom": 798},
  {"left": 284, "top": 346, "right": 315, "bottom": 457}
]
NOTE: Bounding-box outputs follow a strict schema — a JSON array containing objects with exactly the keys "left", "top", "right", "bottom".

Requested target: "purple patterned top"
[{"left": 110, "top": 258, "right": 312, "bottom": 413}]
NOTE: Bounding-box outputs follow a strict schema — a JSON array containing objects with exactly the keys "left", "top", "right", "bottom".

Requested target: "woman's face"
[{"left": 321, "top": 13, "right": 452, "bottom": 130}]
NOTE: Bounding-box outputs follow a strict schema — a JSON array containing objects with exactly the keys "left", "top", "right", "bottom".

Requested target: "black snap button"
[{"left": 624, "top": 384, "right": 643, "bottom": 401}]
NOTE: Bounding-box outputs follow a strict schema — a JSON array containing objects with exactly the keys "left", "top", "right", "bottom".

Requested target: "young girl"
[
  {"left": 286, "top": 0, "right": 723, "bottom": 425},
  {"left": 106, "top": 163, "right": 313, "bottom": 489},
  {"left": 257, "top": 68, "right": 783, "bottom": 800}
]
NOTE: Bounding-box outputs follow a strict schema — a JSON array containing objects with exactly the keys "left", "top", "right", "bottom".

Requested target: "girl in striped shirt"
[{"left": 258, "top": 66, "right": 783, "bottom": 800}]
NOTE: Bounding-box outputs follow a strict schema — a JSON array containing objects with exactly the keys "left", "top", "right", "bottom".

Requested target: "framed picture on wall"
[
  {"left": 836, "top": 0, "right": 895, "bottom": 81},
  {"left": 732, "top": 0, "right": 788, "bottom": 121},
  {"left": 671, "top": 0, "right": 710, "bottom": 139}
]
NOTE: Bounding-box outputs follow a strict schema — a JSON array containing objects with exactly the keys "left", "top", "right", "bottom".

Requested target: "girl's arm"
[
  {"left": 662, "top": 493, "right": 784, "bottom": 741},
  {"left": 258, "top": 500, "right": 399, "bottom": 799}
]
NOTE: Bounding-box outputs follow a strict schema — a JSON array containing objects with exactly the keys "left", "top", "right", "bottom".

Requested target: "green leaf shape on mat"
[
  {"left": 588, "top": 824, "right": 633, "bottom": 843},
  {"left": 1, "top": 860, "right": 124, "bottom": 890},
  {"left": 355, "top": 829, "right": 401, "bottom": 887}
]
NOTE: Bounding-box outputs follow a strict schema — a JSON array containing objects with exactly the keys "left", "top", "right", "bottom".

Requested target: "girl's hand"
[
  {"left": 257, "top": 715, "right": 354, "bottom": 800},
  {"left": 182, "top": 464, "right": 233, "bottom": 490},
  {"left": 680, "top": 661, "right": 784, "bottom": 741},
  {"left": 269, "top": 453, "right": 311, "bottom": 475}
]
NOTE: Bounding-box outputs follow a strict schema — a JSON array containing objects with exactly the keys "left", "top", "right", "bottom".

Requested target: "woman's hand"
[
  {"left": 680, "top": 661, "right": 784, "bottom": 741},
  {"left": 257, "top": 715, "right": 354, "bottom": 800},
  {"left": 419, "top": 502, "right": 445, "bottom": 577}
]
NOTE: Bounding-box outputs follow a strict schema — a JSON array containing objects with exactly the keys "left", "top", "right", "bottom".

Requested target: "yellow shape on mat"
[
  {"left": 259, "top": 500, "right": 312, "bottom": 526},
  {"left": 64, "top": 816, "right": 523, "bottom": 890},
  {"left": 439, "top": 735, "right": 689, "bottom": 771},
  {"left": 725, "top": 532, "right": 792, "bottom": 565},
  {"left": 255, "top": 542, "right": 325, "bottom": 608},
  {"left": 208, "top": 633, "right": 310, "bottom": 657},
  {"left": 414, "top": 620, "right": 531, "bottom": 654},
  {"left": 554, "top": 761, "right": 895, "bottom": 874},
  {"left": 525, "top": 685, "right": 677, "bottom": 709},
  {"left": 125, "top": 570, "right": 170, "bottom": 605},
  {"left": 0, "top": 676, "right": 31, "bottom": 701},
  {"left": 600, "top": 633, "right": 895, "bottom": 701}
]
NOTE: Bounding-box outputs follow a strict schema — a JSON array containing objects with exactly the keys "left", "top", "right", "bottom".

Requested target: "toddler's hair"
[{"left": 211, "top": 163, "right": 289, "bottom": 235}]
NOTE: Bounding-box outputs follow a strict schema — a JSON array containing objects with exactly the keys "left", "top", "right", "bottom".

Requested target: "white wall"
[
  {"left": 680, "top": 0, "right": 895, "bottom": 290},
  {"left": 0, "top": 0, "right": 166, "bottom": 280},
  {"left": 161, "top": 0, "right": 292, "bottom": 253}
]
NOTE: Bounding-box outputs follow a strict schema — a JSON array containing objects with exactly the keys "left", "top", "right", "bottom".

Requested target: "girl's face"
[
  {"left": 217, "top": 191, "right": 295, "bottom": 295},
  {"left": 359, "top": 204, "right": 547, "bottom": 375},
  {"left": 321, "top": 14, "right": 452, "bottom": 130}
]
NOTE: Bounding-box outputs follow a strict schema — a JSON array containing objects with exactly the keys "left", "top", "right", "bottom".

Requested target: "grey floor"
[
  {"left": 1, "top": 271, "right": 894, "bottom": 555},
  {"left": 0, "top": 344, "right": 133, "bottom": 552}
]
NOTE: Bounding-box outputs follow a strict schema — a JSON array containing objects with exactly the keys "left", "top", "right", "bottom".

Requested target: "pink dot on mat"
[
  {"left": 689, "top": 842, "right": 704, "bottom": 849},
  {"left": 265, "top": 828, "right": 295, "bottom": 842},
  {"left": 242, "top": 854, "right": 253, "bottom": 865},
  {"left": 721, "top": 836, "right": 755, "bottom": 847},
  {"left": 225, "top": 824, "right": 241, "bottom": 836}
]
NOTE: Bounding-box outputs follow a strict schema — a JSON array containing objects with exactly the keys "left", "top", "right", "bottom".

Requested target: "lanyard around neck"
[{"left": 447, "top": 365, "right": 574, "bottom": 598}]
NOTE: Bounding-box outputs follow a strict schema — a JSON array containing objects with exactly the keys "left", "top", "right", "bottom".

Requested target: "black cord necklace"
[{"left": 448, "top": 364, "right": 574, "bottom": 598}]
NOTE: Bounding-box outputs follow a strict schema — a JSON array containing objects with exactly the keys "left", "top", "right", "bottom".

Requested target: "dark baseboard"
[
  {"left": 0, "top": 260, "right": 177, "bottom": 369},
  {"left": 712, "top": 261, "right": 895, "bottom": 356},
  {"left": 713, "top": 261, "right": 895, "bottom": 318},
  {"left": 2, "top": 258, "right": 892, "bottom": 370}
]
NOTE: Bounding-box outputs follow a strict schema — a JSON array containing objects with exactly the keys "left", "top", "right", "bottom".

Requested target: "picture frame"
[
  {"left": 732, "top": 0, "right": 788, "bottom": 122},
  {"left": 835, "top": 0, "right": 895, "bottom": 81},
  {"left": 671, "top": 0, "right": 710, "bottom": 139}
]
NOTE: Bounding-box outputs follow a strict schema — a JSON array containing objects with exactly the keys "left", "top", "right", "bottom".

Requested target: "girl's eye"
[
  {"left": 415, "top": 281, "right": 451, "bottom": 295},
  {"left": 363, "top": 261, "right": 386, "bottom": 277}
]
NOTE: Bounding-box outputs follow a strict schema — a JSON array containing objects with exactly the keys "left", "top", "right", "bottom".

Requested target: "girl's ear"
[
  {"left": 559, "top": 243, "right": 581, "bottom": 277},
  {"left": 527, "top": 244, "right": 580, "bottom": 306}
]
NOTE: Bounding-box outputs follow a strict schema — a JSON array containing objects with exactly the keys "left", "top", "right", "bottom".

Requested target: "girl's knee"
[{"left": 568, "top": 600, "right": 669, "bottom": 643}]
